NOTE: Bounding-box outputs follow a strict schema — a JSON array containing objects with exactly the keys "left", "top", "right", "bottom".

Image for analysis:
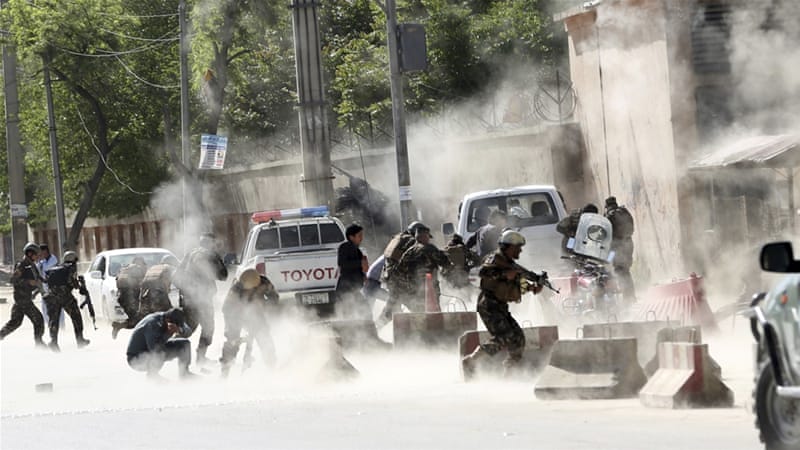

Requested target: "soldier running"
[
  {"left": 219, "top": 269, "right": 279, "bottom": 377},
  {"left": 0, "top": 242, "right": 46, "bottom": 347},
  {"left": 461, "top": 230, "right": 543, "bottom": 379},
  {"left": 43, "top": 251, "right": 90, "bottom": 351},
  {"left": 138, "top": 255, "right": 178, "bottom": 319},
  {"left": 443, "top": 233, "right": 480, "bottom": 289},
  {"left": 378, "top": 221, "right": 427, "bottom": 324}
]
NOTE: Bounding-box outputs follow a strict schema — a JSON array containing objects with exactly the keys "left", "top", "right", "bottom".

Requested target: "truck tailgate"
[{"left": 261, "top": 250, "right": 339, "bottom": 293}]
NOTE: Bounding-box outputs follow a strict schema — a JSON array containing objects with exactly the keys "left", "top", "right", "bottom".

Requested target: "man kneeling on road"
[{"left": 126, "top": 307, "right": 198, "bottom": 381}]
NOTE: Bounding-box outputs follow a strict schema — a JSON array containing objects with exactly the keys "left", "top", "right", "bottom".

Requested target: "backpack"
[
  {"left": 607, "top": 206, "right": 634, "bottom": 239},
  {"left": 45, "top": 264, "right": 73, "bottom": 287},
  {"left": 383, "top": 233, "right": 413, "bottom": 262}
]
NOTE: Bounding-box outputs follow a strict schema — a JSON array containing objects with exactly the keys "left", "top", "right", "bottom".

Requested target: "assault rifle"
[
  {"left": 512, "top": 263, "right": 560, "bottom": 294},
  {"left": 77, "top": 275, "right": 97, "bottom": 330}
]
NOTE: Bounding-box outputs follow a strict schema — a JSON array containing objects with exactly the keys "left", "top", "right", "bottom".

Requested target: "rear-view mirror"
[
  {"left": 760, "top": 242, "right": 799, "bottom": 273},
  {"left": 442, "top": 222, "right": 455, "bottom": 236},
  {"left": 89, "top": 270, "right": 103, "bottom": 280}
]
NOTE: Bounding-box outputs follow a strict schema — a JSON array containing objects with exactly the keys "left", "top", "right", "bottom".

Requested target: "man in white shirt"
[{"left": 36, "top": 244, "right": 60, "bottom": 325}]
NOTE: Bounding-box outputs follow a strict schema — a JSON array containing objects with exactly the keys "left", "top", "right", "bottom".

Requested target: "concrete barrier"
[
  {"left": 309, "top": 319, "right": 391, "bottom": 352},
  {"left": 308, "top": 328, "right": 359, "bottom": 381},
  {"left": 642, "top": 326, "right": 721, "bottom": 378},
  {"left": 581, "top": 321, "right": 673, "bottom": 369},
  {"left": 458, "top": 326, "right": 559, "bottom": 380},
  {"left": 640, "top": 342, "right": 733, "bottom": 408},
  {"left": 534, "top": 337, "right": 647, "bottom": 400},
  {"left": 393, "top": 312, "right": 477, "bottom": 350},
  {"left": 633, "top": 273, "right": 719, "bottom": 332}
]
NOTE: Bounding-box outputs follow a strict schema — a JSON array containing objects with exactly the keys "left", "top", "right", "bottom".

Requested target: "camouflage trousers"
[
  {"left": 184, "top": 297, "right": 214, "bottom": 352},
  {"left": 220, "top": 303, "right": 275, "bottom": 371},
  {"left": 476, "top": 294, "right": 525, "bottom": 365},
  {"left": 44, "top": 291, "right": 84, "bottom": 343},
  {"left": 116, "top": 287, "right": 141, "bottom": 327},
  {"left": 138, "top": 289, "right": 171, "bottom": 319},
  {"left": 0, "top": 297, "right": 45, "bottom": 343}
]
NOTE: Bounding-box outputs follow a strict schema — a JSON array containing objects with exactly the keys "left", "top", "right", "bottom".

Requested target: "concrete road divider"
[
  {"left": 633, "top": 273, "right": 719, "bottom": 332},
  {"left": 310, "top": 319, "right": 391, "bottom": 352},
  {"left": 459, "top": 326, "right": 559, "bottom": 380},
  {"left": 582, "top": 321, "right": 673, "bottom": 369},
  {"left": 640, "top": 342, "right": 733, "bottom": 408},
  {"left": 393, "top": 312, "right": 477, "bottom": 350},
  {"left": 307, "top": 328, "right": 359, "bottom": 381},
  {"left": 534, "top": 337, "right": 647, "bottom": 400},
  {"left": 642, "top": 326, "right": 722, "bottom": 378}
]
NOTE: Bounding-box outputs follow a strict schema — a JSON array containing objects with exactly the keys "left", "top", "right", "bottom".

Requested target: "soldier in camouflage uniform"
[
  {"left": 138, "top": 255, "right": 178, "bottom": 319},
  {"left": 383, "top": 225, "right": 453, "bottom": 315},
  {"left": 219, "top": 269, "right": 280, "bottom": 377},
  {"left": 111, "top": 256, "right": 148, "bottom": 338},
  {"left": 377, "top": 221, "right": 427, "bottom": 324},
  {"left": 556, "top": 203, "right": 598, "bottom": 255},
  {"left": 461, "top": 230, "right": 543, "bottom": 379},
  {"left": 443, "top": 234, "right": 480, "bottom": 289},
  {"left": 0, "top": 242, "right": 46, "bottom": 346},
  {"left": 43, "top": 251, "right": 90, "bottom": 351},
  {"left": 604, "top": 196, "right": 636, "bottom": 304},
  {"left": 179, "top": 232, "right": 228, "bottom": 365}
]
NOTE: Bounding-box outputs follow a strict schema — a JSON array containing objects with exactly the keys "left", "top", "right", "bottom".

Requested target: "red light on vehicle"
[
  {"left": 251, "top": 210, "right": 281, "bottom": 224},
  {"left": 255, "top": 262, "right": 266, "bottom": 275},
  {"left": 781, "top": 294, "right": 789, "bottom": 305}
]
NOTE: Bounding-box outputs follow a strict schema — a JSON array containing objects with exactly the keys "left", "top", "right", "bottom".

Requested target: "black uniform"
[
  {"left": 334, "top": 240, "right": 369, "bottom": 319},
  {"left": 126, "top": 311, "right": 192, "bottom": 377},
  {"left": 219, "top": 276, "right": 279, "bottom": 376},
  {"left": 43, "top": 262, "right": 89, "bottom": 349},
  {"left": 605, "top": 203, "right": 636, "bottom": 303},
  {"left": 0, "top": 256, "right": 45, "bottom": 345}
]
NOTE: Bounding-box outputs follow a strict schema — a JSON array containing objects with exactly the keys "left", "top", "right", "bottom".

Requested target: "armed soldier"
[
  {"left": 604, "top": 196, "right": 636, "bottom": 304},
  {"left": 461, "top": 231, "right": 544, "bottom": 379},
  {"left": 556, "top": 203, "right": 599, "bottom": 255},
  {"left": 219, "top": 269, "right": 279, "bottom": 377},
  {"left": 0, "top": 242, "right": 46, "bottom": 347},
  {"left": 382, "top": 225, "right": 453, "bottom": 316},
  {"left": 443, "top": 234, "right": 480, "bottom": 289},
  {"left": 43, "top": 251, "right": 90, "bottom": 351},
  {"left": 111, "top": 256, "right": 148, "bottom": 339},
  {"left": 179, "top": 232, "right": 228, "bottom": 366},
  {"left": 379, "top": 222, "right": 427, "bottom": 320},
  {"left": 138, "top": 255, "right": 178, "bottom": 319}
]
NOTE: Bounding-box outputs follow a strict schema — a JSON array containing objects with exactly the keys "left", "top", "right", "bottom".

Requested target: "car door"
[{"left": 84, "top": 255, "right": 107, "bottom": 317}]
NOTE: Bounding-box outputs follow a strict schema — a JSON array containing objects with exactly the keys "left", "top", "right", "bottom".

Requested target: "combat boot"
[
  {"left": 461, "top": 346, "right": 490, "bottom": 381},
  {"left": 48, "top": 340, "right": 61, "bottom": 353},
  {"left": 76, "top": 335, "right": 90, "bottom": 348}
]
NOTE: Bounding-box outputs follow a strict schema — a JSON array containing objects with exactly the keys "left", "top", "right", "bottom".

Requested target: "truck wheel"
[{"left": 754, "top": 362, "right": 800, "bottom": 450}]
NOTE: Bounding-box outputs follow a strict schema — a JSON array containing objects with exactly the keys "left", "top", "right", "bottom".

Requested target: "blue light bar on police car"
[{"left": 251, "top": 206, "right": 330, "bottom": 224}]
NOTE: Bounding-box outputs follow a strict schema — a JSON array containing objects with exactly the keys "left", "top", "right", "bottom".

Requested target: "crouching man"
[
  {"left": 220, "top": 269, "right": 279, "bottom": 377},
  {"left": 126, "top": 307, "right": 197, "bottom": 381}
]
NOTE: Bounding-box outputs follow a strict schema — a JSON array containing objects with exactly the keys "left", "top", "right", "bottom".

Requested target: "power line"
[
  {"left": 49, "top": 27, "right": 179, "bottom": 58},
  {"left": 98, "top": 27, "right": 180, "bottom": 43},
  {"left": 114, "top": 55, "right": 179, "bottom": 89},
  {"left": 74, "top": 106, "right": 153, "bottom": 196}
]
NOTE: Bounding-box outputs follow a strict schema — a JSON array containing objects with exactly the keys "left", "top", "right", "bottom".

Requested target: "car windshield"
[
  {"left": 108, "top": 252, "right": 169, "bottom": 277},
  {"left": 466, "top": 193, "right": 558, "bottom": 232}
]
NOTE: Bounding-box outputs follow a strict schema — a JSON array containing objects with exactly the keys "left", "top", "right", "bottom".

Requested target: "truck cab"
[
  {"left": 443, "top": 185, "right": 568, "bottom": 273},
  {"left": 238, "top": 206, "right": 346, "bottom": 315}
]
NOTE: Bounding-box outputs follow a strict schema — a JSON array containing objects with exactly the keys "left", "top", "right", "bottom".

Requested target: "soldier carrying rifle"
[{"left": 461, "top": 230, "right": 552, "bottom": 379}]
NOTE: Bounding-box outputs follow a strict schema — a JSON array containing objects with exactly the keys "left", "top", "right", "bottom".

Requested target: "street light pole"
[
  {"left": 384, "top": 0, "right": 413, "bottom": 228},
  {"left": 42, "top": 52, "right": 67, "bottom": 254},
  {"left": 179, "top": 0, "right": 191, "bottom": 253}
]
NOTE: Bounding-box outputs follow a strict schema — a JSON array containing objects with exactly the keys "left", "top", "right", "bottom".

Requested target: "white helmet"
[{"left": 499, "top": 230, "right": 526, "bottom": 246}]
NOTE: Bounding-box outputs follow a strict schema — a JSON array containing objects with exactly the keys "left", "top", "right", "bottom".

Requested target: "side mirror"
[
  {"left": 760, "top": 242, "right": 798, "bottom": 272},
  {"left": 89, "top": 270, "right": 103, "bottom": 280},
  {"left": 442, "top": 222, "right": 455, "bottom": 236}
]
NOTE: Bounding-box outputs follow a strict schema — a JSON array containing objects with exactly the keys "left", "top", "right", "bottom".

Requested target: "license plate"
[{"left": 301, "top": 292, "right": 329, "bottom": 305}]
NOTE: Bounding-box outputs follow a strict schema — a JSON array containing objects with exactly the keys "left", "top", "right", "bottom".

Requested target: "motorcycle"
[
  {"left": 748, "top": 241, "right": 800, "bottom": 450},
  {"left": 560, "top": 213, "right": 623, "bottom": 322}
]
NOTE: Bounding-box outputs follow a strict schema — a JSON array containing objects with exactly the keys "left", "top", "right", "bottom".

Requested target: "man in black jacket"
[
  {"left": 334, "top": 224, "right": 369, "bottom": 319},
  {"left": 126, "top": 308, "right": 196, "bottom": 380}
]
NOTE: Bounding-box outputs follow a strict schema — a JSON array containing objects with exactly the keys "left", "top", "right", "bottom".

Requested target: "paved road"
[{"left": 0, "top": 286, "right": 764, "bottom": 450}]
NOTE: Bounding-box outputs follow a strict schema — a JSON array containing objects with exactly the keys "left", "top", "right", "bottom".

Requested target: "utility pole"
[
  {"left": 179, "top": 0, "right": 191, "bottom": 252},
  {"left": 290, "top": 0, "right": 334, "bottom": 208},
  {"left": 1, "top": 0, "right": 29, "bottom": 260},
  {"left": 384, "top": 0, "right": 413, "bottom": 228},
  {"left": 42, "top": 52, "right": 67, "bottom": 253}
]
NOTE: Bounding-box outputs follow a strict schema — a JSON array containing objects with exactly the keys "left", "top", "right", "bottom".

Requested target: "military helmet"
[
  {"left": 23, "top": 242, "right": 40, "bottom": 255},
  {"left": 63, "top": 251, "right": 78, "bottom": 263},
  {"left": 605, "top": 196, "right": 618, "bottom": 208},
  {"left": 239, "top": 268, "right": 262, "bottom": 290},
  {"left": 582, "top": 203, "right": 599, "bottom": 214},
  {"left": 161, "top": 255, "right": 179, "bottom": 266},
  {"left": 498, "top": 230, "right": 526, "bottom": 247},
  {"left": 406, "top": 221, "right": 427, "bottom": 234}
]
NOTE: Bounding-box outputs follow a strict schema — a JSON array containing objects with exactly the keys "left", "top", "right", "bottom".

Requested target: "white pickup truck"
[
  {"left": 238, "top": 206, "right": 346, "bottom": 315},
  {"left": 442, "top": 185, "right": 568, "bottom": 274}
]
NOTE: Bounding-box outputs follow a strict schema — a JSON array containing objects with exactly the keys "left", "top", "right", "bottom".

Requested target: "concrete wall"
[{"left": 564, "top": 0, "right": 691, "bottom": 281}]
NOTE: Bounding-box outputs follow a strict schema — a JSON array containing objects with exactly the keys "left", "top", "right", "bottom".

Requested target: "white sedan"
[{"left": 82, "top": 247, "right": 180, "bottom": 322}]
